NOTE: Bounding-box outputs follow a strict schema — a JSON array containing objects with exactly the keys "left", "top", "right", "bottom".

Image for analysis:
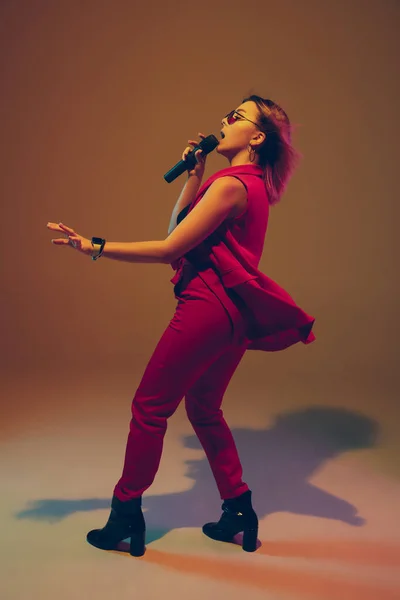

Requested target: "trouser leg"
[{"left": 185, "top": 342, "right": 249, "bottom": 500}]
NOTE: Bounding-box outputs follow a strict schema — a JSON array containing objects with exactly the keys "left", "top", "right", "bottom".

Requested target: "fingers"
[
  {"left": 187, "top": 133, "right": 205, "bottom": 145},
  {"left": 50, "top": 235, "right": 79, "bottom": 247},
  {"left": 182, "top": 146, "right": 190, "bottom": 160},
  {"left": 182, "top": 149, "right": 204, "bottom": 163},
  {"left": 182, "top": 133, "right": 207, "bottom": 161},
  {"left": 47, "top": 221, "right": 76, "bottom": 248},
  {"left": 46, "top": 222, "right": 71, "bottom": 233},
  {"left": 59, "top": 222, "right": 73, "bottom": 232},
  {"left": 51, "top": 237, "right": 70, "bottom": 245},
  {"left": 182, "top": 148, "right": 202, "bottom": 160}
]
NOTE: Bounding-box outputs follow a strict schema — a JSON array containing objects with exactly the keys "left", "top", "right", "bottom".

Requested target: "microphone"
[{"left": 163, "top": 134, "right": 219, "bottom": 183}]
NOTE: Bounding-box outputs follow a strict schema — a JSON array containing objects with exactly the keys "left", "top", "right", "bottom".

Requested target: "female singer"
[{"left": 47, "top": 94, "right": 315, "bottom": 555}]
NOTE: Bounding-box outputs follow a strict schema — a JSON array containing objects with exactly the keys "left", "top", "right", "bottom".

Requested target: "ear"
[{"left": 253, "top": 131, "right": 266, "bottom": 147}]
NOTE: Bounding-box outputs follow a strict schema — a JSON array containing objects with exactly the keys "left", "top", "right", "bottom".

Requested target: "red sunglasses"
[
  {"left": 224, "top": 110, "right": 241, "bottom": 124},
  {"left": 224, "top": 110, "right": 260, "bottom": 128}
]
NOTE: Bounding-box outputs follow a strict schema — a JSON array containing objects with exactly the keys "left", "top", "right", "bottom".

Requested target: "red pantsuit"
[{"left": 113, "top": 164, "right": 316, "bottom": 502}]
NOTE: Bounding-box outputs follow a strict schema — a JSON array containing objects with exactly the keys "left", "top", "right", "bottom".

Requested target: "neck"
[{"left": 228, "top": 149, "right": 258, "bottom": 167}]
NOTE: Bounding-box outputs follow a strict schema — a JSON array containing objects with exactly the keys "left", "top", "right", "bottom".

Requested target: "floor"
[{"left": 1, "top": 366, "right": 399, "bottom": 600}]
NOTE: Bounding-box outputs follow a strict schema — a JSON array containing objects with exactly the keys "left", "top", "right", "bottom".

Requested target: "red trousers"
[{"left": 113, "top": 261, "right": 250, "bottom": 502}]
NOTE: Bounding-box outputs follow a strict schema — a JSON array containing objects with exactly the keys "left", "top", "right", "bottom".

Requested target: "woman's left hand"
[{"left": 47, "top": 222, "right": 92, "bottom": 256}]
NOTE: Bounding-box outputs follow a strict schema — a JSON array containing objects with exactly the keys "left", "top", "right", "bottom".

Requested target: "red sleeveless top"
[{"left": 170, "top": 164, "right": 316, "bottom": 352}]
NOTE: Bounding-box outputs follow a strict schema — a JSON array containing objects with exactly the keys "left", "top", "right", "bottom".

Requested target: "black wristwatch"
[{"left": 91, "top": 237, "right": 106, "bottom": 261}]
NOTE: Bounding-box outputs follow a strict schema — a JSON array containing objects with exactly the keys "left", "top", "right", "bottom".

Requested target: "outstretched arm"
[{"left": 90, "top": 177, "right": 246, "bottom": 265}]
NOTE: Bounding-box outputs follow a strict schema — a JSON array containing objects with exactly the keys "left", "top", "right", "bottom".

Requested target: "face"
[{"left": 217, "top": 100, "right": 266, "bottom": 167}]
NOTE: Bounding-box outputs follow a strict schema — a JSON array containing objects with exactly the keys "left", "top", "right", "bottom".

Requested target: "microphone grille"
[{"left": 199, "top": 134, "right": 219, "bottom": 154}]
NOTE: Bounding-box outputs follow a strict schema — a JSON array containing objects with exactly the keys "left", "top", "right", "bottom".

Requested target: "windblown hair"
[{"left": 242, "top": 94, "right": 302, "bottom": 206}]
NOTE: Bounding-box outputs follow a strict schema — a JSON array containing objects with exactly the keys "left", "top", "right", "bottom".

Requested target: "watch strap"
[{"left": 91, "top": 237, "right": 106, "bottom": 261}]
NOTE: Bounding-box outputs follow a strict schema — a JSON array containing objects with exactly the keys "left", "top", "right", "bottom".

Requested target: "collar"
[{"left": 212, "top": 164, "right": 264, "bottom": 178}]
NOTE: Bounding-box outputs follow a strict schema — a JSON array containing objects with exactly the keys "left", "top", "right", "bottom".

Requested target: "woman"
[{"left": 47, "top": 94, "right": 315, "bottom": 556}]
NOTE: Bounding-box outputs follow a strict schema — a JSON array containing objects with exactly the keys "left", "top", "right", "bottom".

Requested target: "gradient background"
[{"left": 1, "top": 1, "right": 399, "bottom": 599}]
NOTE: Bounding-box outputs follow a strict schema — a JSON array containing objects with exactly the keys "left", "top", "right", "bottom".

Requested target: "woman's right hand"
[{"left": 182, "top": 132, "right": 207, "bottom": 179}]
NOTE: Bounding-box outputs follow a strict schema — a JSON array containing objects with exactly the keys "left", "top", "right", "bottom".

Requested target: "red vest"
[{"left": 170, "top": 164, "right": 316, "bottom": 352}]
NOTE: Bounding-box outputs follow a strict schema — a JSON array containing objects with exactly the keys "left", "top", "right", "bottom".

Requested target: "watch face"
[{"left": 92, "top": 237, "right": 103, "bottom": 244}]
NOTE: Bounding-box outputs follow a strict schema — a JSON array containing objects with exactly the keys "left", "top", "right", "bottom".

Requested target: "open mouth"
[{"left": 220, "top": 131, "right": 225, "bottom": 139}]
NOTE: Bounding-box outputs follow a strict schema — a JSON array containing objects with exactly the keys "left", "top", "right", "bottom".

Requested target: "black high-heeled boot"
[
  {"left": 202, "top": 490, "right": 259, "bottom": 552},
  {"left": 86, "top": 495, "right": 146, "bottom": 556}
]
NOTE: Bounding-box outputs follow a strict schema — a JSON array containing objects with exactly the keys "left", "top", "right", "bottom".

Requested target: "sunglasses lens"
[{"left": 226, "top": 111, "right": 236, "bottom": 124}]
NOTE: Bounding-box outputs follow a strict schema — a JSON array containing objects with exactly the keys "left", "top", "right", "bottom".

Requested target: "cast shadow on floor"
[{"left": 15, "top": 405, "right": 379, "bottom": 545}]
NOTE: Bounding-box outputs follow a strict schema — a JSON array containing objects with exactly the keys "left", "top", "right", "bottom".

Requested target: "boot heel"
[
  {"left": 130, "top": 530, "right": 145, "bottom": 557},
  {"left": 242, "top": 526, "right": 258, "bottom": 552}
]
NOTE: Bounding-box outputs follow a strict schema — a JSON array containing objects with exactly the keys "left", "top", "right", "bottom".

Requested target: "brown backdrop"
[{"left": 1, "top": 0, "right": 398, "bottom": 432}]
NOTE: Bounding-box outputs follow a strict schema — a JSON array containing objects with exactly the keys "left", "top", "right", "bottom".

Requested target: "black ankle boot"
[
  {"left": 202, "top": 490, "right": 259, "bottom": 552},
  {"left": 86, "top": 495, "right": 146, "bottom": 556}
]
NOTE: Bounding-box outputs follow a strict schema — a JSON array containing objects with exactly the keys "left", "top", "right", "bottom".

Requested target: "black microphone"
[{"left": 163, "top": 134, "right": 219, "bottom": 183}]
